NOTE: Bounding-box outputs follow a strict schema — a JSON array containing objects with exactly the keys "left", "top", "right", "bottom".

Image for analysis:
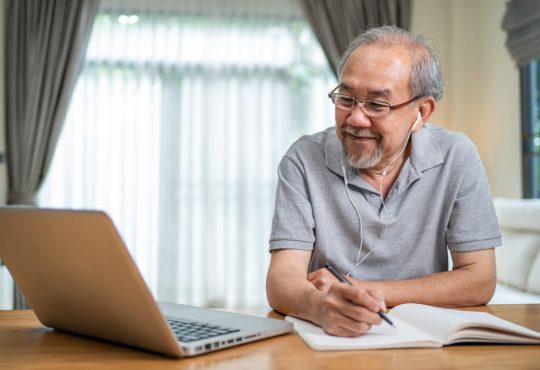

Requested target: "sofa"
[{"left": 489, "top": 197, "right": 540, "bottom": 304}]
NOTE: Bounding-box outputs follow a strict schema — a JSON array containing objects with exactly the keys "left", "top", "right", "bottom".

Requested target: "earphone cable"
[{"left": 344, "top": 112, "right": 419, "bottom": 276}]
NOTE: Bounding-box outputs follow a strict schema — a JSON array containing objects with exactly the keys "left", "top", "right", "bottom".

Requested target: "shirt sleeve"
[
  {"left": 269, "top": 153, "right": 316, "bottom": 251},
  {"left": 446, "top": 140, "right": 502, "bottom": 252}
]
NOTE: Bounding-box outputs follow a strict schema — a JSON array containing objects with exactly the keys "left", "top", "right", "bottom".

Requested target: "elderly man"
[{"left": 266, "top": 26, "right": 501, "bottom": 337}]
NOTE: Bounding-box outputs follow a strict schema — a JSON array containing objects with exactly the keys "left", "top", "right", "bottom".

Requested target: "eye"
[
  {"left": 364, "top": 100, "right": 389, "bottom": 112},
  {"left": 336, "top": 95, "right": 355, "bottom": 107}
]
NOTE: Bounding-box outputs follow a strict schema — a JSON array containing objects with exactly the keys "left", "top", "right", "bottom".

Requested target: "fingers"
[
  {"left": 307, "top": 269, "right": 387, "bottom": 336},
  {"left": 367, "top": 288, "right": 387, "bottom": 312},
  {"left": 340, "top": 284, "right": 385, "bottom": 313},
  {"left": 320, "top": 307, "right": 375, "bottom": 337},
  {"left": 319, "top": 285, "right": 384, "bottom": 337},
  {"left": 307, "top": 268, "right": 340, "bottom": 291}
]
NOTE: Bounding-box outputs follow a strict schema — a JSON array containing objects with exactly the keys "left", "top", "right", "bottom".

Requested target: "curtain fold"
[
  {"left": 38, "top": 0, "right": 336, "bottom": 309},
  {"left": 5, "top": 0, "right": 99, "bottom": 206},
  {"left": 4, "top": 0, "right": 99, "bottom": 309},
  {"left": 299, "top": 0, "right": 411, "bottom": 77},
  {"left": 502, "top": 0, "right": 540, "bottom": 67}
]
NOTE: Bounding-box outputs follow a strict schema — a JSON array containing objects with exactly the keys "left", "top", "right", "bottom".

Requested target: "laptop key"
[{"left": 166, "top": 317, "right": 240, "bottom": 343}]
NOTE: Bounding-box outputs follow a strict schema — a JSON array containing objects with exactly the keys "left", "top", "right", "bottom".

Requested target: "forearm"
[
  {"left": 266, "top": 249, "right": 326, "bottom": 324},
  {"left": 266, "top": 268, "right": 324, "bottom": 323},
  {"left": 360, "top": 271, "right": 493, "bottom": 307},
  {"left": 358, "top": 250, "right": 496, "bottom": 307}
]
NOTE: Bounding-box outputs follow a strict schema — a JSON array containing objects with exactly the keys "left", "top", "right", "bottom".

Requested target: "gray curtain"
[
  {"left": 502, "top": 0, "right": 540, "bottom": 67},
  {"left": 4, "top": 0, "right": 99, "bottom": 309},
  {"left": 300, "top": 0, "right": 411, "bottom": 77}
]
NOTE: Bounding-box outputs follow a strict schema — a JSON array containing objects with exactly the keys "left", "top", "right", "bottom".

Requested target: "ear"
[{"left": 413, "top": 97, "right": 436, "bottom": 132}]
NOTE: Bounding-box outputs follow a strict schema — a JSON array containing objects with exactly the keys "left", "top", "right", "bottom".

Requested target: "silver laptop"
[{"left": 0, "top": 207, "right": 292, "bottom": 358}]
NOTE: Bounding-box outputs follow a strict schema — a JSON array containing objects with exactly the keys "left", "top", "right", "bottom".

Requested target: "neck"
[
  {"left": 358, "top": 140, "right": 411, "bottom": 200},
  {"left": 363, "top": 140, "right": 411, "bottom": 178},
  {"left": 360, "top": 157, "right": 403, "bottom": 187}
]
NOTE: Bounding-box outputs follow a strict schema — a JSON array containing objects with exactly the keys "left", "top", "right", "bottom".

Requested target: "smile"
[
  {"left": 342, "top": 126, "right": 380, "bottom": 141},
  {"left": 346, "top": 133, "right": 376, "bottom": 140}
]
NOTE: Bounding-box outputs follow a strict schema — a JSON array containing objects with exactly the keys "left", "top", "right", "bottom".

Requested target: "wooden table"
[{"left": 0, "top": 305, "right": 539, "bottom": 369}]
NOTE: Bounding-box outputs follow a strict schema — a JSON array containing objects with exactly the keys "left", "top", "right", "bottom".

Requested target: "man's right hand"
[
  {"left": 316, "top": 282, "right": 385, "bottom": 337},
  {"left": 267, "top": 249, "right": 385, "bottom": 337}
]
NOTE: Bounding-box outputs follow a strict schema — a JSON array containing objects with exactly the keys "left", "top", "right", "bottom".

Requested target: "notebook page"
[
  {"left": 389, "top": 303, "right": 540, "bottom": 344},
  {"left": 443, "top": 311, "right": 540, "bottom": 344},
  {"left": 285, "top": 316, "right": 440, "bottom": 350}
]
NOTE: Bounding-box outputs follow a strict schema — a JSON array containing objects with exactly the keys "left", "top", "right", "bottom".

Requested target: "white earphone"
[
  {"left": 410, "top": 111, "right": 422, "bottom": 131},
  {"left": 341, "top": 111, "right": 421, "bottom": 276},
  {"left": 340, "top": 152, "right": 364, "bottom": 268}
]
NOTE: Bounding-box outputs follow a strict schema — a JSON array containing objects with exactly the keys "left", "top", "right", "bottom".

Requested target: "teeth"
[
  {"left": 344, "top": 128, "right": 376, "bottom": 138},
  {"left": 348, "top": 133, "right": 375, "bottom": 139}
]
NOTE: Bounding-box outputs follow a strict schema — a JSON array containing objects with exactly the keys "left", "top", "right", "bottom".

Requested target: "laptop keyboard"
[{"left": 166, "top": 317, "right": 240, "bottom": 343}]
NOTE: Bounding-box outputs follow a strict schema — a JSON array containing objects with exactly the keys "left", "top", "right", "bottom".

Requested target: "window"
[
  {"left": 521, "top": 60, "right": 540, "bottom": 198},
  {"left": 38, "top": 0, "right": 336, "bottom": 307}
]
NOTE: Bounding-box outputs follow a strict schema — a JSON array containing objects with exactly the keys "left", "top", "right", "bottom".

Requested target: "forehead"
[{"left": 339, "top": 44, "right": 413, "bottom": 98}]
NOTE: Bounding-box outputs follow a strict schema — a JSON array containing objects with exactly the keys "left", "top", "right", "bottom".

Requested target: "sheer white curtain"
[{"left": 39, "top": 0, "right": 335, "bottom": 308}]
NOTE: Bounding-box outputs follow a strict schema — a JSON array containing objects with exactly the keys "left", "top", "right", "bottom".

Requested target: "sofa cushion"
[
  {"left": 493, "top": 197, "right": 540, "bottom": 298},
  {"left": 493, "top": 198, "right": 540, "bottom": 232},
  {"left": 527, "top": 252, "right": 540, "bottom": 294},
  {"left": 495, "top": 231, "right": 540, "bottom": 290},
  {"left": 490, "top": 283, "right": 540, "bottom": 304}
]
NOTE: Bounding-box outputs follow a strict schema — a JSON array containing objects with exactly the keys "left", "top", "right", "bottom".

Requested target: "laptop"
[{"left": 0, "top": 207, "right": 292, "bottom": 358}]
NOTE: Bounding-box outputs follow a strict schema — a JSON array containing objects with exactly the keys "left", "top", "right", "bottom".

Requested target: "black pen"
[{"left": 324, "top": 262, "right": 396, "bottom": 328}]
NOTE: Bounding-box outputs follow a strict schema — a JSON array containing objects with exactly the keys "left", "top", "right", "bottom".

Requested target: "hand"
[
  {"left": 312, "top": 277, "right": 386, "bottom": 337},
  {"left": 307, "top": 268, "right": 341, "bottom": 291}
]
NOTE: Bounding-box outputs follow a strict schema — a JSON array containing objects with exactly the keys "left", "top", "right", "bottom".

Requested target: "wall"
[
  {"left": 412, "top": 0, "right": 521, "bottom": 198},
  {"left": 0, "top": 0, "right": 6, "bottom": 205}
]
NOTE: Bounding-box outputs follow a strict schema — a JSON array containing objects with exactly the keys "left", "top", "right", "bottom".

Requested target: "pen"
[{"left": 324, "top": 262, "right": 396, "bottom": 328}]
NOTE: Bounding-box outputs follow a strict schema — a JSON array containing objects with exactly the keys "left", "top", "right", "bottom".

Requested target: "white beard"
[
  {"left": 346, "top": 144, "right": 383, "bottom": 169},
  {"left": 341, "top": 126, "right": 383, "bottom": 169}
]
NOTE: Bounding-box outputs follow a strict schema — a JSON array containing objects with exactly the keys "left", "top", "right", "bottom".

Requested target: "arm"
[
  {"left": 308, "top": 248, "right": 496, "bottom": 307},
  {"left": 266, "top": 249, "right": 385, "bottom": 336}
]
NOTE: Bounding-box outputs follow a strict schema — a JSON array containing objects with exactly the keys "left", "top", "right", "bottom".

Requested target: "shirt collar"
[{"left": 324, "top": 124, "right": 444, "bottom": 187}]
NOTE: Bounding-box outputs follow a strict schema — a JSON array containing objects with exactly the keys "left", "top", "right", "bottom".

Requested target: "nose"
[{"left": 345, "top": 104, "right": 372, "bottom": 128}]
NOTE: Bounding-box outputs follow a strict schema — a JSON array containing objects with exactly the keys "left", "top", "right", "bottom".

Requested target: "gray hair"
[{"left": 337, "top": 25, "right": 444, "bottom": 102}]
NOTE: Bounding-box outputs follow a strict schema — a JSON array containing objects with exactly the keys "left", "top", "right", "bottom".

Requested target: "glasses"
[{"left": 328, "top": 86, "right": 422, "bottom": 117}]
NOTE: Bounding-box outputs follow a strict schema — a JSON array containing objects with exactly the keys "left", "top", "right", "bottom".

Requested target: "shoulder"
[
  {"left": 283, "top": 127, "right": 334, "bottom": 162},
  {"left": 423, "top": 124, "right": 478, "bottom": 160},
  {"left": 277, "top": 127, "right": 337, "bottom": 181},
  {"left": 424, "top": 124, "right": 475, "bottom": 148}
]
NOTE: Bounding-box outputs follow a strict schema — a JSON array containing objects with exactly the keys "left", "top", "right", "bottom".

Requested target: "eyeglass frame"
[{"left": 328, "top": 85, "right": 423, "bottom": 116}]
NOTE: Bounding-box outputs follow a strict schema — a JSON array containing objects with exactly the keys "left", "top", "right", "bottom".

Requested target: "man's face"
[{"left": 335, "top": 44, "right": 419, "bottom": 170}]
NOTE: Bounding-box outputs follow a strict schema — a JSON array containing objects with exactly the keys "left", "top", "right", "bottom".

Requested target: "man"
[{"left": 266, "top": 26, "right": 501, "bottom": 337}]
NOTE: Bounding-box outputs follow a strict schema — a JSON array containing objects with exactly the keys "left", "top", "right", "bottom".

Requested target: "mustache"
[{"left": 341, "top": 125, "right": 380, "bottom": 139}]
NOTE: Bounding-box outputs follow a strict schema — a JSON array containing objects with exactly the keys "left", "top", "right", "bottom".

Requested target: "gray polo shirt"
[{"left": 269, "top": 124, "right": 501, "bottom": 280}]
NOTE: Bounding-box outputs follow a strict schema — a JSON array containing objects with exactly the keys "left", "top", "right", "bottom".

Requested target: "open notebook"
[{"left": 286, "top": 303, "right": 540, "bottom": 350}]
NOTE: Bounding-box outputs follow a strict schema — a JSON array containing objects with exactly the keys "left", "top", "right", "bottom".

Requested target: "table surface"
[{"left": 1, "top": 305, "right": 539, "bottom": 370}]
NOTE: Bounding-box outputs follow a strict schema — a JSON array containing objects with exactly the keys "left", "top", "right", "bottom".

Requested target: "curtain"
[
  {"left": 502, "top": 0, "right": 540, "bottom": 67},
  {"left": 38, "top": 0, "right": 336, "bottom": 308},
  {"left": 4, "top": 0, "right": 99, "bottom": 309},
  {"left": 300, "top": 0, "right": 411, "bottom": 77}
]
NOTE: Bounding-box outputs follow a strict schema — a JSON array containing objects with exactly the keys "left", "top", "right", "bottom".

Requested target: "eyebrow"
[
  {"left": 338, "top": 83, "right": 392, "bottom": 100},
  {"left": 368, "top": 89, "right": 392, "bottom": 99}
]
